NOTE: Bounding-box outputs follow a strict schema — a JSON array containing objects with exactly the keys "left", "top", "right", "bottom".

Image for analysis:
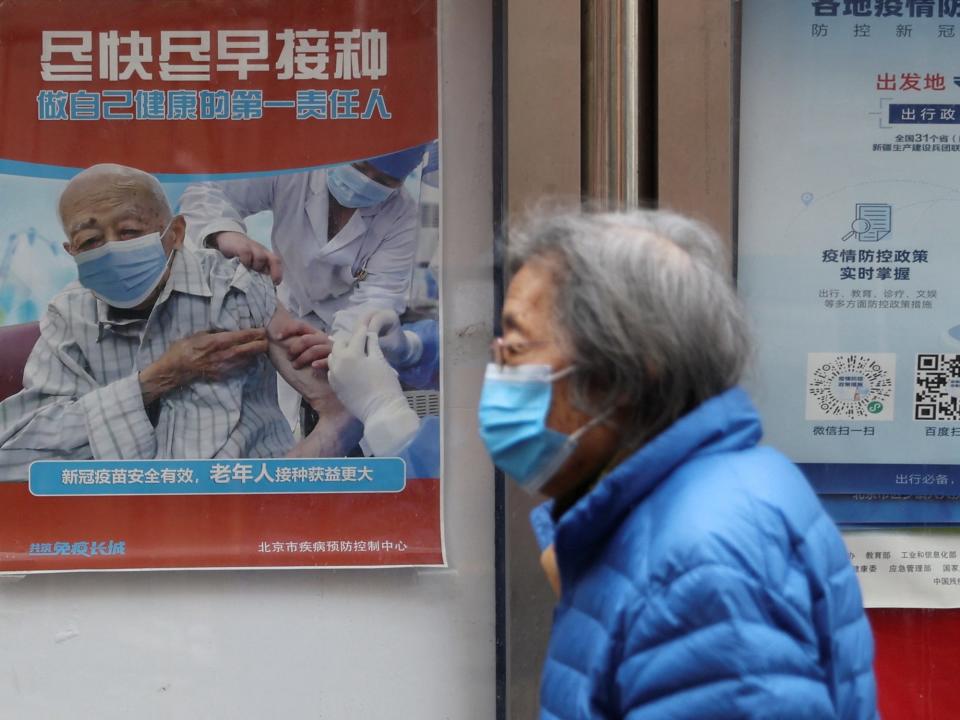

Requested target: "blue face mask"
[
  {"left": 74, "top": 222, "right": 173, "bottom": 309},
  {"left": 478, "top": 363, "right": 604, "bottom": 494},
  {"left": 326, "top": 164, "right": 397, "bottom": 208}
]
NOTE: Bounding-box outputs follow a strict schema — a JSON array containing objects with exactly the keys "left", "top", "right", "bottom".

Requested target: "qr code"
[
  {"left": 806, "top": 352, "right": 895, "bottom": 421},
  {"left": 914, "top": 354, "right": 960, "bottom": 421}
]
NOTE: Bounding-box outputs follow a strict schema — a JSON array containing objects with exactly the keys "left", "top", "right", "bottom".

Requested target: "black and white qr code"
[{"left": 914, "top": 354, "right": 960, "bottom": 420}]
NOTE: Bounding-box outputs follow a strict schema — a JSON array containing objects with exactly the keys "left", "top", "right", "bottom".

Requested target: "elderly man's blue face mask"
[
  {"left": 74, "top": 222, "right": 173, "bottom": 309},
  {"left": 478, "top": 363, "right": 605, "bottom": 494}
]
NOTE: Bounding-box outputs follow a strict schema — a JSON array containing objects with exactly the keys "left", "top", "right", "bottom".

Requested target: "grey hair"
[{"left": 507, "top": 207, "right": 750, "bottom": 448}]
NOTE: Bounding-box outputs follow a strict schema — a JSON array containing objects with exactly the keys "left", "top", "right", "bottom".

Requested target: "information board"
[{"left": 739, "top": 0, "right": 960, "bottom": 522}]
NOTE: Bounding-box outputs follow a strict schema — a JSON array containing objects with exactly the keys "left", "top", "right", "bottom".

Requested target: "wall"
[
  {"left": 658, "top": 0, "right": 735, "bottom": 248},
  {"left": 0, "top": 2, "right": 497, "bottom": 718}
]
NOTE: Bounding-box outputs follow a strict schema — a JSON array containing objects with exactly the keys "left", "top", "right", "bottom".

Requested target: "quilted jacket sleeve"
[{"left": 616, "top": 562, "right": 838, "bottom": 719}]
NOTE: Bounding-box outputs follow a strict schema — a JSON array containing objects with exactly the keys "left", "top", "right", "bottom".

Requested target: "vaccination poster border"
[{"left": 0, "top": 0, "right": 443, "bottom": 572}]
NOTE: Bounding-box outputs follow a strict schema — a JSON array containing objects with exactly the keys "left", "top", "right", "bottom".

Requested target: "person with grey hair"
[{"left": 478, "top": 208, "right": 877, "bottom": 719}]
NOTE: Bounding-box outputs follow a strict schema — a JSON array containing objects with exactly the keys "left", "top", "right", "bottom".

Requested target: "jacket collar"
[{"left": 553, "top": 386, "right": 763, "bottom": 580}]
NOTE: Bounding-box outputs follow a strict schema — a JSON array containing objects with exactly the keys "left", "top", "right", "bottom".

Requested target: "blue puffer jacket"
[{"left": 531, "top": 388, "right": 877, "bottom": 719}]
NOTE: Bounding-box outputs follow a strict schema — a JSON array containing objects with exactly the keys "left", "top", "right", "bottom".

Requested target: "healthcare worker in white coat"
[{"left": 179, "top": 145, "right": 428, "bottom": 426}]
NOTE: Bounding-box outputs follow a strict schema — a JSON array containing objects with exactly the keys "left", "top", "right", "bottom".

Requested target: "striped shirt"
[{"left": 0, "top": 246, "right": 293, "bottom": 479}]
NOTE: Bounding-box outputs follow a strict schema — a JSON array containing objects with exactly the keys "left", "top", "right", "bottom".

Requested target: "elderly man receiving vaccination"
[
  {"left": 0, "top": 164, "right": 353, "bottom": 476},
  {"left": 479, "top": 209, "right": 878, "bottom": 719}
]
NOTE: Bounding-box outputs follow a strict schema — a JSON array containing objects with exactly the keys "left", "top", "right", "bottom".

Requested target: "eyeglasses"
[{"left": 490, "top": 336, "right": 551, "bottom": 369}]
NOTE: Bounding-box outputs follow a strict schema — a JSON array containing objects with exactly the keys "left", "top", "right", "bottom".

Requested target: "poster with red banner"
[{"left": 0, "top": 0, "right": 443, "bottom": 572}]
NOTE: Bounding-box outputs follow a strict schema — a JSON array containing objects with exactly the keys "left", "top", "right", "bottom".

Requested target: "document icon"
[{"left": 841, "top": 203, "right": 892, "bottom": 242}]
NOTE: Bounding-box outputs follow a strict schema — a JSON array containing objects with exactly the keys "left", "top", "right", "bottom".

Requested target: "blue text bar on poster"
[
  {"left": 800, "top": 463, "right": 960, "bottom": 497},
  {"left": 889, "top": 104, "right": 960, "bottom": 124},
  {"left": 822, "top": 495, "right": 960, "bottom": 526},
  {"left": 29, "top": 458, "right": 406, "bottom": 496}
]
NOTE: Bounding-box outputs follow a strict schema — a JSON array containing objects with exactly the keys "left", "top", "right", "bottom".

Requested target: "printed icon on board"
[{"left": 841, "top": 203, "right": 892, "bottom": 242}]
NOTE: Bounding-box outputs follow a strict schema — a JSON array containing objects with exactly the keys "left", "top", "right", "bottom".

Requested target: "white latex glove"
[
  {"left": 327, "top": 326, "right": 420, "bottom": 457},
  {"left": 365, "top": 309, "right": 423, "bottom": 367}
]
